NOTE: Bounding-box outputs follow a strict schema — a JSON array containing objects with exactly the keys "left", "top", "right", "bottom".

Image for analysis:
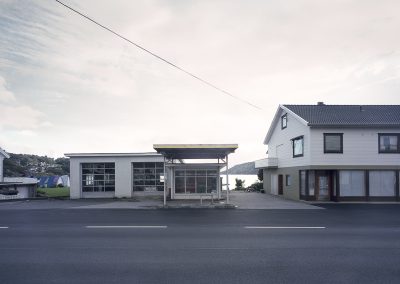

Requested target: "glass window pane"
[
  {"left": 369, "top": 171, "right": 396, "bottom": 197},
  {"left": 175, "top": 177, "right": 185, "bottom": 193},
  {"left": 82, "top": 186, "right": 93, "bottom": 192},
  {"left": 186, "top": 177, "right": 196, "bottom": 193},
  {"left": 132, "top": 163, "right": 144, "bottom": 168},
  {"left": 175, "top": 170, "right": 185, "bottom": 177},
  {"left": 325, "top": 135, "right": 342, "bottom": 152},
  {"left": 105, "top": 168, "right": 115, "bottom": 174},
  {"left": 196, "top": 176, "right": 206, "bottom": 193},
  {"left": 380, "top": 135, "right": 398, "bottom": 152},
  {"left": 105, "top": 186, "right": 115, "bottom": 192},
  {"left": 82, "top": 168, "right": 93, "bottom": 174},
  {"left": 186, "top": 170, "right": 196, "bottom": 176},
  {"left": 196, "top": 170, "right": 206, "bottom": 176},
  {"left": 207, "top": 170, "right": 217, "bottom": 176},
  {"left": 340, "top": 171, "right": 365, "bottom": 196},
  {"left": 133, "top": 186, "right": 144, "bottom": 191},
  {"left": 207, "top": 177, "right": 217, "bottom": 193},
  {"left": 308, "top": 171, "right": 315, "bottom": 196},
  {"left": 300, "top": 171, "right": 306, "bottom": 195},
  {"left": 293, "top": 137, "right": 303, "bottom": 156}
]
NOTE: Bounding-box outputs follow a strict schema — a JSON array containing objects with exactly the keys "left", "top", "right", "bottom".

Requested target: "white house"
[
  {"left": 256, "top": 103, "right": 400, "bottom": 202},
  {"left": 0, "top": 147, "right": 37, "bottom": 199},
  {"left": 0, "top": 147, "right": 10, "bottom": 182}
]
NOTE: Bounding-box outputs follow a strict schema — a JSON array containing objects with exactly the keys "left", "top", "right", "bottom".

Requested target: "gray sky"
[{"left": 1, "top": 0, "right": 400, "bottom": 165}]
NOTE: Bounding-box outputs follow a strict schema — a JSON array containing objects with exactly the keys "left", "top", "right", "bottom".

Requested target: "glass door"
[{"left": 316, "top": 171, "right": 331, "bottom": 201}]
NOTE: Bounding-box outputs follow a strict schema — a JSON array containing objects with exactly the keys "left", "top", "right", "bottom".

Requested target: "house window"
[
  {"left": 379, "top": 134, "right": 400, "bottom": 153},
  {"left": 281, "top": 114, "right": 287, "bottom": 129},
  {"left": 285, "top": 175, "right": 291, "bottom": 186},
  {"left": 292, "top": 136, "right": 304, "bottom": 157},
  {"left": 324, "top": 133, "right": 343, "bottom": 153}
]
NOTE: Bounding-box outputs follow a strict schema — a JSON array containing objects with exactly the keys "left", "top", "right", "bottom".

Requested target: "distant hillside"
[
  {"left": 221, "top": 161, "right": 258, "bottom": 175},
  {"left": 3, "top": 153, "right": 69, "bottom": 177}
]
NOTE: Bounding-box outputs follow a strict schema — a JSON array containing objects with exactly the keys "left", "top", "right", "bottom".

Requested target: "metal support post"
[
  {"left": 226, "top": 155, "right": 229, "bottom": 204},
  {"left": 163, "top": 156, "right": 166, "bottom": 206}
]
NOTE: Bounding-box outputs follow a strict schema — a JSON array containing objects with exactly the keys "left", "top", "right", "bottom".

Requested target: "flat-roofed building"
[{"left": 65, "top": 144, "right": 238, "bottom": 203}]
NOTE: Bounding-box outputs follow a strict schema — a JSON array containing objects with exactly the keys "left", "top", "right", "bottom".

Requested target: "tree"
[
  {"left": 257, "top": 169, "right": 264, "bottom": 181},
  {"left": 235, "top": 178, "right": 245, "bottom": 190}
]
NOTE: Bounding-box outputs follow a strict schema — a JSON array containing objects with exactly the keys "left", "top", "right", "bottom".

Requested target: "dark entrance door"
[
  {"left": 315, "top": 171, "right": 332, "bottom": 201},
  {"left": 278, "top": 174, "right": 283, "bottom": 195}
]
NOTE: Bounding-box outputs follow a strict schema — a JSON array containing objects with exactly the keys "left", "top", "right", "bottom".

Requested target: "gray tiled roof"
[{"left": 283, "top": 104, "right": 400, "bottom": 127}]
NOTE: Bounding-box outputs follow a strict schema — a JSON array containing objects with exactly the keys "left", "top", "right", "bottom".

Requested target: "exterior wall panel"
[
  {"left": 310, "top": 128, "right": 400, "bottom": 166},
  {"left": 267, "top": 110, "right": 311, "bottom": 168}
]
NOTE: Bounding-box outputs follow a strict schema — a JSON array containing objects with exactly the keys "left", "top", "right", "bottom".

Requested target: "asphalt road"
[{"left": 0, "top": 204, "right": 400, "bottom": 284}]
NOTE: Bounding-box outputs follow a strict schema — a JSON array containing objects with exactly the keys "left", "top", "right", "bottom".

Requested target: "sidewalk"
[
  {"left": 0, "top": 192, "right": 321, "bottom": 210},
  {"left": 229, "top": 191, "right": 322, "bottom": 209}
]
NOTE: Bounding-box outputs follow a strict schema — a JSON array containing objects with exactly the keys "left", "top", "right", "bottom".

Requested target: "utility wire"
[{"left": 54, "top": 0, "right": 262, "bottom": 110}]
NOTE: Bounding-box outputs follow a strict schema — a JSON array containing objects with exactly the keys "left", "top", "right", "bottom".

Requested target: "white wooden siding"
[
  {"left": 310, "top": 128, "right": 400, "bottom": 166},
  {"left": 267, "top": 109, "right": 311, "bottom": 168}
]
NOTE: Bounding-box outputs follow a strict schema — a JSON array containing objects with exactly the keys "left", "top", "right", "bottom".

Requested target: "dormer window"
[{"left": 281, "top": 114, "right": 287, "bottom": 129}]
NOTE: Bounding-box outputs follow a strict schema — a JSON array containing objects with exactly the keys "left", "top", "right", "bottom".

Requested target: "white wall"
[
  {"left": 267, "top": 109, "right": 310, "bottom": 168},
  {"left": 69, "top": 155, "right": 164, "bottom": 199},
  {"left": 310, "top": 128, "right": 400, "bottom": 166}
]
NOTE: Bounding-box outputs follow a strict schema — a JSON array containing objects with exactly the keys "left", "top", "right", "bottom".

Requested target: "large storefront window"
[
  {"left": 81, "top": 163, "right": 115, "bottom": 192},
  {"left": 174, "top": 169, "right": 218, "bottom": 194},
  {"left": 369, "top": 171, "right": 396, "bottom": 197},
  {"left": 339, "top": 171, "right": 365, "bottom": 197},
  {"left": 132, "top": 162, "right": 164, "bottom": 191}
]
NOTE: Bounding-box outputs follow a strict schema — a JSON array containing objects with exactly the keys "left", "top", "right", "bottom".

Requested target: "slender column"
[
  {"left": 163, "top": 156, "right": 166, "bottom": 206},
  {"left": 226, "top": 154, "right": 229, "bottom": 204}
]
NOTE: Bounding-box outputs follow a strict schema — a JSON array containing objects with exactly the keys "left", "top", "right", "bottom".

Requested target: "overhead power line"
[{"left": 54, "top": 0, "right": 262, "bottom": 110}]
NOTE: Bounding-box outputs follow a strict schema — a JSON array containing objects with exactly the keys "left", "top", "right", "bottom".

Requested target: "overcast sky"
[{"left": 1, "top": 0, "right": 400, "bottom": 165}]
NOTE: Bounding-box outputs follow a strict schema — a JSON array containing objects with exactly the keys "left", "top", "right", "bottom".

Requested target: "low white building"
[
  {"left": 0, "top": 147, "right": 37, "bottom": 200},
  {"left": 256, "top": 104, "right": 400, "bottom": 202},
  {"left": 65, "top": 144, "right": 238, "bottom": 204}
]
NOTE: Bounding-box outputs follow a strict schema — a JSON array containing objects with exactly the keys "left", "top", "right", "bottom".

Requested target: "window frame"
[
  {"left": 378, "top": 133, "right": 400, "bottom": 154},
  {"left": 291, "top": 135, "right": 304, "bottom": 158},
  {"left": 323, "top": 133, "right": 343, "bottom": 154},
  {"left": 281, "top": 114, "right": 287, "bottom": 129}
]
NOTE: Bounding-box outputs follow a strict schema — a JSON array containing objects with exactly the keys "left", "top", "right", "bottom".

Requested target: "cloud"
[
  {"left": 1, "top": 0, "right": 400, "bottom": 162},
  {"left": 0, "top": 105, "right": 44, "bottom": 130},
  {"left": 0, "top": 76, "right": 51, "bottom": 130},
  {"left": 0, "top": 76, "right": 15, "bottom": 102}
]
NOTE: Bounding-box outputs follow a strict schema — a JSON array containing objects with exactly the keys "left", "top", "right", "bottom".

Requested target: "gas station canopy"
[{"left": 153, "top": 144, "right": 238, "bottom": 159}]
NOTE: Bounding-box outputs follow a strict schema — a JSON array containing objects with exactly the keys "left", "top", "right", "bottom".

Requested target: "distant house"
[
  {"left": 37, "top": 175, "right": 70, "bottom": 188},
  {"left": 0, "top": 147, "right": 10, "bottom": 183},
  {"left": 0, "top": 147, "right": 37, "bottom": 199},
  {"left": 256, "top": 103, "right": 400, "bottom": 202}
]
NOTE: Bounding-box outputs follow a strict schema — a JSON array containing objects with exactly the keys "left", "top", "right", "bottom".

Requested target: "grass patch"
[{"left": 37, "top": 187, "right": 70, "bottom": 198}]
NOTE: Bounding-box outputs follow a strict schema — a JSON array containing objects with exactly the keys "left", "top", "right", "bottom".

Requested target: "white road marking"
[
  {"left": 244, "top": 226, "right": 326, "bottom": 229},
  {"left": 85, "top": 225, "right": 167, "bottom": 229},
  {"left": 0, "top": 227, "right": 9, "bottom": 229}
]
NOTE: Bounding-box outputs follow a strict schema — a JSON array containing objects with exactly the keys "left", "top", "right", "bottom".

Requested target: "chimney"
[{"left": 317, "top": 102, "right": 325, "bottom": 106}]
